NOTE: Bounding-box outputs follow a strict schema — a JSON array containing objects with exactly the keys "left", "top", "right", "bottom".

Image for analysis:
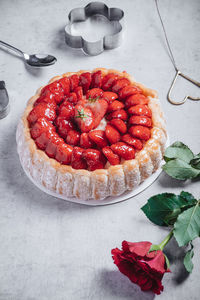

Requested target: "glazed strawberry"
[
  {"left": 30, "top": 118, "right": 55, "bottom": 139},
  {"left": 119, "top": 85, "right": 142, "bottom": 100},
  {"left": 125, "top": 94, "right": 149, "bottom": 108},
  {"left": 83, "top": 149, "right": 106, "bottom": 171},
  {"left": 88, "top": 130, "right": 108, "bottom": 148},
  {"left": 66, "top": 129, "right": 80, "bottom": 146},
  {"left": 28, "top": 103, "right": 56, "bottom": 125},
  {"left": 87, "top": 98, "right": 108, "bottom": 129},
  {"left": 129, "top": 115, "right": 152, "bottom": 127},
  {"left": 71, "top": 147, "right": 87, "bottom": 169},
  {"left": 106, "top": 109, "right": 128, "bottom": 121},
  {"left": 110, "top": 119, "right": 127, "bottom": 134},
  {"left": 65, "top": 92, "right": 78, "bottom": 105},
  {"left": 74, "top": 104, "right": 94, "bottom": 132},
  {"left": 91, "top": 70, "right": 102, "bottom": 88},
  {"left": 41, "top": 81, "right": 64, "bottom": 104},
  {"left": 79, "top": 72, "right": 92, "bottom": 94},
  {"left": 102, "top": 147, "right": 120, "bottom": 165},
  {"left": 55, "top": 117, "right": 75, "bottom": 139},
  {"left": 128, "top": 104, "right": 152, "bottom": 117},
  {"left": 111, "top": 142, "right": 135, "bottom": 160},
  {"left": 102, "top": 91, "right": 118, "bottom": 103},
  {"left": 121, "top": 133, "right": 143, "bottom": 150},
  {"left": 129, "top": 125, "right": 151, "bottom": 141},
  {"left": 55, "top": 143, "right": 73, "bottom": 164},
  {"left": 45, "top": 133, "right": 63, "bottom": 158},
  {"left": 59, "top": 77, "right": 70, "bottom": 95},
  {"left": 112, "top": 78, "right": 130, "bottom": 93},
  {"left": 35, "top": 130, "right": 54, "bottom": 150},
  {"left": 34, "top": 92, "right": 57, "bottom": 110},
  {"left": 105, "top": 124, "right": 121, "bottom": 144},
  {"left": 101, "top": 73, "right": 119, "bottom": 91},
  {"left": 86, "top": 88, "right": 104, "bottom": 99},
  {"left": 69, "top": 74, "right": 79, "bottom": 91},
  {"left": 74, "top": 86, "right": 83, "bottom": 101},
  {"left": 80, "top": 133, "right": 94, "bottom": 148},
  {"left": 58, "top": 101, "right": 75, "bottom": 119},
  {"left": 107, "top": 100, "right": 124, "bottom": 112}
]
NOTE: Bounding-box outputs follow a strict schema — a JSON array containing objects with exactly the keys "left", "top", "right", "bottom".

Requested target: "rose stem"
[{"left": 158, "top": 230, "right": 173, "bottom": 251}]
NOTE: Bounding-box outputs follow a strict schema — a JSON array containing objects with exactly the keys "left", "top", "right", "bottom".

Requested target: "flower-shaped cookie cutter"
[{"left": 64, "top": 2, "right": 124, "bottom": 56}]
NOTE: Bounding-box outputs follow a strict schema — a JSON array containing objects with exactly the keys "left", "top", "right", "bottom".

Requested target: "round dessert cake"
[{"left": 16, "top": 68, "right": 167, "bottom": 201}]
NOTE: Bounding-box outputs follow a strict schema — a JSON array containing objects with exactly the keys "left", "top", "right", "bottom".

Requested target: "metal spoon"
[{"left": 0, "top": 40, "right": 57, "bottom": 67}]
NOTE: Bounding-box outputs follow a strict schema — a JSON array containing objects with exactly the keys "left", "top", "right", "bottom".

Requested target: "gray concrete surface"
[{"left": 0, "top": 0, "right": 200, "bottom": 299}]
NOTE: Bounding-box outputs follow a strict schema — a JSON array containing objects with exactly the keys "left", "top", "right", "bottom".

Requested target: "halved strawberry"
[
  {"left": 107, "top": 100, "right": 124, "bottom": 112},
  {"left": 105, "top": 124, "right": 120, "bottom": 144},
  {"left": 129, "top": 125, "right": 151, "bottom": 141},
  {"left": 112, "top": 78, "right": 130, "bottom": 93},
  {"left": 66, "top": 129, "right": 80, "bottom": 146},
  {"left": 110, "top": 119, "right": 127, "bottom": 134},
  {"left": 30, "top": 117, "right": 55, "bottom": 139},
  {"left": 119, "top": 85, "right": 142, "bottom": 100},
  {"left": 74, "top": 86, "right": 83, "bottom": 101},
  {"left": 101, "top": 73, "right": 119, "bottom": 91},
  {"left": 45, "top": 133, "right": 63, "bottom": 158},
  {"left": 34, "top": 92, "right": 57, "bottom": 110},
  {"left": 74, "top": 104, "right": 94, "bottom": 132},
  {"left": 129, "top": 115, "right": 152, "bottom": 127},
  {"left": 28, "top": 103, "right": 56, "bottom": 125},
  {"left": 59, "top": 77, "right": 70, "bottom": 95},
  {"left": 55, "top": 117, "right": 75, "bottom": 139},
  {"left": 69, "top": 74, "right": 79, "bottom": 91},
  {"left": 87, "top": 98, "right": 108, "bottom": 129},
  {"left": 106, "top": 109, "right": 128, "bottom": 121},
  {"left": 88, "top": 130, "right": 108, "bottom": 148},
  {"left": 111, "top": 142, "right": 135, "bottom": 160},
  {"left": 80, "top": 133, "right": 94, "bottom": 148},
  {"left": 58, "top": 101, "right": 75, "bottom": 119},
  {"left": 86, "top": 88, "right": 104, "bottom": 99},
  {"left": 35, "top": 130, "right": 54, "bottom": 150},
  {"left": 102, "top": 91, "right": 118, "bottom": 103},
  {"left": 65, "top": 92, "right": 78, "bottom": 105},
  {"left": 83, "top": 149, "right": 106, "bottom": 171},
  {"left": 55, "top": 143, "right": 73, "bottom": 164},
  {"left": 71, "top": 147, "right": 87, "bottom": 169},
  {"left": 128, "top": 104, "right": 152, "bottom": 117},
  {"left": 102, "top": 147, "right": 120, "bottom": 165},
  {"left": 125, "top": 94, "right": 149, "bottom": 108},
  {"left": 41, "top": 81, "right": 64, "bottom": 104},
  {"left": 79, "top": 72, "right": 92, "bottom": 94},
  {"left": 91, "top": 70, "right": 102, "bottom": 88},
  {"left": 121, "top": 133, "right": 143, "bottom": 150}
]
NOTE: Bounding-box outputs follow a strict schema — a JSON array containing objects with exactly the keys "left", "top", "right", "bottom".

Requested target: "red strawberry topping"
[
  {"left": 125, "top": 94, "right": 149, "bottom": 108},
  {"left": 74, "top": 86, "right": 83, "bottom": 101},
  {"left": 111, "top": 142, "right": 135, "bottom": 160},
  {"left": 106, "top": 109, "right": 128, "bottom": 121},
  {"left": 80, "top": 133, "right": 94, "bottom": 148},
  {"left": 101, "top": 73, "right": 119, "bottom": 91},
  {"left": 129, "top": 125, "right": 151, "bottom": 141},
  {"left": 69, "top": 74, "right": 79, "bottom": 91},
  {"left": 71, "top": 147, "right": 87, "bottom": 169},
  {"left": 35, "top": 130, "right": 54, "bottom": 150},
  {"left": 66, "top": 129, "right": 80, "bottom": 146},
  {"left": 91, "top": 70, "right": 102, "bottom": 88},
  {"left": 107, "top": 100, "right": 124, "bottom": 112},
  {"left": 83, "top": 149, "right": 106, "bottom": 171},
  {"left": 55, "top": 143, "right": 73, "bottom": 164},
  {"left": 105, "top": 124, "right": 121, "bottom": 144},
  {"left": 28, "top": 103, "right": 56, "bottom": 125},
  {"left": 74, "top": 104, "right": 94, "bottom": 132},
  {"left": 45, "top": 133, "right": 63, "bottom": 158},
  {"left": 102, "top": 147, "right": 120, "bottom": 165},
  {"left": 102, "top": 91, "right": 118, "bottom": 103},
  {"left": 119, "top": 85, "right": 142, "bottom": 100},
  {"left": 86, "top": 88, "right": 104, "bottom": 99},
  {"left": 128, "top": 104, "right": 152, "bottom": 117},
  {"left": 110, "top": 119, "right": 127, "bottom": 134},
  {"left": 121, "top": 133, "right": 143, "bottom": 150},
  {"left": 112, "top": 78, "right": 130, "bottom": 93},
  {"left": 59, "top": 77, "right": 70, "bottom": 95},
  {"left": 129, "top": 115, "right": 152, "bottom": 127},
  {"left": 55, "top": 117, "right": 75, "bottom": 139},
  {"left": 79, "top": 72, "right": 92, "bottom": 94},
  {"left": 30, "top": 117, "right": 55, "bottom": 139},
  {"left": 58, "top": 101, "right": 75, "bottom": 119},
  {"left": 88, "top": 130, "right": 108, "bottom": 148},
  {"left": 65, "top": 92, "right": 78, "bottom": 105}
]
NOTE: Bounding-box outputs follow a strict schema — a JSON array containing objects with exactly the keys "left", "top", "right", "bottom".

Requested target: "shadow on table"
[
  {"left": 100, "top": 269, "right": 155, "bottom": 300},
  {"left": 157, "top": 172, "right": 191, "bottom": 189},
  {"left": 1, "top": 128, "right": 94, "bottom": 213}
]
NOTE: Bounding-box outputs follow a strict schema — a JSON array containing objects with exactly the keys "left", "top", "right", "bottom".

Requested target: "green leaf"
[
  {"left": 174, "top": 203, "right": 200, "bottom": 246},
  {"left": 183, "top": 243, "right": 194, "bottom": 273},
  {"left": 180, "top": 191, "right": 197, "bottom": 204},
  {"left": 141, "top": 193, "right": 196, "bottom": 227},
  {"left": 162, "top": 158, "right": 200, "bottom": 180},
  {"left": 190, "top": 153, "right": 200, "bottom": 170},
  {"left": 164, "top": 254, "right": 170, "bottom": 270},
  {"left": 164, "top": 141, "right": 194, "bottom": 163}
]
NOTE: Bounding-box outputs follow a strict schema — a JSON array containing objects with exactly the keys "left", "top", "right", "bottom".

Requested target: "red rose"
[{"left": 111, "top": 241, "right": 169, "bottom": 295}]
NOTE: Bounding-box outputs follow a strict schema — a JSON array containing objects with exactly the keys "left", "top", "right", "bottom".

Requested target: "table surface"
[{"left": 0, "top": 0, "right": 200, "bottom": 299}]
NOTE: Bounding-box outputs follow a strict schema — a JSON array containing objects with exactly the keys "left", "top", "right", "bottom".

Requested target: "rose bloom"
[{"left": 111, "top": 241, "right": 169, "bottom": 294}]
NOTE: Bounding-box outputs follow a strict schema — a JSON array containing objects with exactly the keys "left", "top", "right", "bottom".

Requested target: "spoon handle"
[{"left": 0, "top": 40, "right": 24, "bottom": 57}]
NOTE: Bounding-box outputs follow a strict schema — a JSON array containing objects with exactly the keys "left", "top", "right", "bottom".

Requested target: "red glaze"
[
  {"left": 121, "top": 133, "right": 143, "bottom": 150},
  {"left": 105, "top": 124, "right": 121, "bottom": 144},
  {"left": 129, "top": 115, "right": 152, "bottom": 127},
  {"left": 88, "top": 130, "right": 108, "bottom": 148},
  {"left": 101, "top": 73, "right": 119, "bottom": 91},
  {"left": 74, "top": 86, "right": 84, "bottom": 101},
  {"left": 55, "top": 117, "right": 75, "bottom": 139},
  {"left": 128, "top": 104, "right": 152, "bottom": 117},
  {"left": 69, "top": 74, "right": 79, "bottom": 91},
  {"left": 41, "top": 81, "right": 64, "bottom": 104},
  {"left": 112, "top": 78, "right": 130, "bottom": 93},
  {"left": 103, "top": 91, "right": 118, "bottom": 103},
  {"left": 55, "top": 143, "right": 73, "bottom": 164},
  {"left": 45, "top": 133, "right": 63, "bottom": 158},
  {"left": 107, "top": 100, "right": 124, "bottom": 112},
  {"left": 28, "top": 103, "right": 56, "bottom": 125},
  {"left": 119, "top": 85, "right": 142, "bottom": 100},
  {"left": 58, "top": 101, "right": 75, "bottom": 119},
  {"left": 102, "top": 147, "right": 120, "bottom": 165},
  {"left": 80, "top": 133, "right": 94, "bottom": 148},
  {"left": 30, "top": 117, "right": 54, "bottom": 139},
  {"left": 34, "top": 92, "right": 57, "bottom": 109},
  {"left": 59, "top": 77, "right": 70, "bottom": 95},
  {"left": 66, "top": 129, "right": 80, "bottom": 146},
  {"left": 74, "top": 104, "right": 94, "bottom": 133},
  {"left": 111, "top": 142, "right": 135, "bottom": 160},
  {"left": 35, "top": 130, "right": 53, "bottom": 150},
  {"left": 110, "top": 119, "right": 127, "bottom": 134},
  {"left": 79, "top": 72, "right": 92, "bottom": 94},
  {"left": 83, "top": 149, "right": 106, "bottom": 171},
  {"left": 107, "top": 109, "right": 128, "bottom": 121},
  {"left": 125, "top": 94, "right": 149, "bottom": 108},
  {"left": 71, "top": 147, "right": 87, "bottom": 169},
  {"left": 129, "top": 125, "right": 151, "bottom": 141},
  {"left": 91, "top": 70, "right": 102, "bottom": 88},
  {"left": 86, "top": 88, "right": 104, "bottom": 99},
  {"left": 66, "top": 92, "right": 78, "bottom": 105}
]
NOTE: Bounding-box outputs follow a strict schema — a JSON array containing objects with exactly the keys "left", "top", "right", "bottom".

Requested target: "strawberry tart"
[{"left": 16, "top": 68, "right": 167, "bottom": 201}]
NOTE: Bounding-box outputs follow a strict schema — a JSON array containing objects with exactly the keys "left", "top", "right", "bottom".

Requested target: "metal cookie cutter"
[
  {"left": 0, "top": 81, "right": 9, "bottom": 119},
  {"left": 65, "top": 2, "right": 124, "bottom": 56}
]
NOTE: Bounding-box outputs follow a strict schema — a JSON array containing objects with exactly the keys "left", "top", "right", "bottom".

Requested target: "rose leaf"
[
  {"left": 190, "top": 153, "right": 200, "bottom": 170},
  {"left": 164, "top": 141, "right": 194, "bottom": 163},
  {"left": 183, "top": 243, "right": 194, "bottom": 273}
]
